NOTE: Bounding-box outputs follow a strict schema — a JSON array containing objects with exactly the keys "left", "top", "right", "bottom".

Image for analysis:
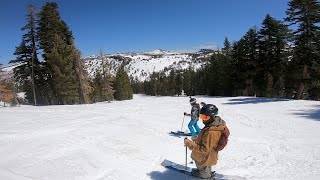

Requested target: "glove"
[
  {"left": 184, "top": 112, "right": 187, "bottom": 116},
  {"left": 191, "top": 136, "right": 197, "bottom": 142},
  {"left": 184, "top": 138, "right": 192, "bottom": 147}
]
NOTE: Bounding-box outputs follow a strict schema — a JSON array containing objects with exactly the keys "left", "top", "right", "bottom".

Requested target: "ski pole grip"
[{"left": 184, "top": 137, "right": 188, "bottom": 147}]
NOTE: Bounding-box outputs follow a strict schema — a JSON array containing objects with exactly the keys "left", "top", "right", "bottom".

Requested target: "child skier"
[
  {"left": 184, "top": 97, "right": 201, "bottom": 136},
  {"left": 184, "top": 104, "right": 228, "bottom": 179}
]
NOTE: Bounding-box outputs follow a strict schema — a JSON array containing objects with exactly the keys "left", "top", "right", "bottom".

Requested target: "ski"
[
  {"left": 161, "top": 159, "right": 215, "bottom": 179},
  {"left": 161, "top": 159, "right": 193, "bottom": 174},
  {"left": 161, "top": 159, "right": 246, "bottom": 180}
]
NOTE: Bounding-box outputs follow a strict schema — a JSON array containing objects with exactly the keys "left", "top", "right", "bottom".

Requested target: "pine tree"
[
  {"left": 175, "top": 71, "right": 183, "bottom": 96},
  {"left": 46, "top": 35, "right": 80, "bottom": 104},
  {"left": 113, "top": 65, "right": 133, "bottom": 100},
  {"left": 10, "top": 4, "right": 40, "bottom": 105},
  {"left": 168, "top": 69, "right": 176, "bottom": 96},
  {"left": 206, "top": 53, "right": 232, "bottom": 96},
  {"left": 194, "top": 67, "right": 207, "bottom": 95},
  {"left": 285, "top": 0, "right": 320, "bottom": 99},
  {"left": 37, "top": 2, "right": 75, "bottom": 104},
  {"left": 222, "top": 37, "right": 232, "bottom": 56},
  {"left": 232, "top": 28, "right": 259, "bottom": 96},
  {"left": 71, "top": 43, "right": 92, "bottom": 104},
  {"left": 90, "top": 71, "right": 103, "bottom": 102},
  {"left": 99, "top": 50, "right": 114, "bottom": 102},
  {"left": 74, "top": 51, "right": 92, "bottom": 104},
  {"left": 158, "top": 71, "right": 168, "bottom": 96},
  {"left": 221, "top": 38, "right": 234, "bottom": 96},
  {"left": 143, "top": 80, "right": 152, "bottom": 96},
  {"left": 38, "top": 2, "right": 73, "bottom": 53},
  {"left": 258, "top": 14, "right": 290, "bottom": 97},
  {"left": 38, "top": 2, "right": 89, "bottom": 104},
  {"left": 149, "top": 72, "right": 159, "bottom": 96},
  {"left": 231, "top": 41, "right": 245, "bottom": 96},
  {"left": 182, "top": 68, "right": 195, "bottom": 96},
  {"left": 132, "top": 76, "right": 143, "bottom": 94},
  {"left": 24, "top": 5, "right": 38, "bottom": 105},
  {"left": 309, "top": 60, "right": 320, "bottom": 99},
  {"left": 244, "top": 28, "right": 259, "bottom": 96},
  {"left": 182, "top": 69, "right": 190, "bottom": 96}
]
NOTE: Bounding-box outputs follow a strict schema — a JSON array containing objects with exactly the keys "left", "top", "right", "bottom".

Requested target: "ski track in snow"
[{"left": 0, "top": 95, "right": 320, "bottom": 180}]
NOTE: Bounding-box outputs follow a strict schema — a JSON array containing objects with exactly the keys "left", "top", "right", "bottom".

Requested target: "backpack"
[{"left": 214, "top": 125, "right": 230, "bottom": 151}]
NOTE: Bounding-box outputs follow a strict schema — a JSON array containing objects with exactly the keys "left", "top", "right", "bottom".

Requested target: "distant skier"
[
  {"left": 184, "top": 104, "right": 229, "bottom": 179},
  {"left": 184, "top": 97, "right": 201, "bottom": 136}
]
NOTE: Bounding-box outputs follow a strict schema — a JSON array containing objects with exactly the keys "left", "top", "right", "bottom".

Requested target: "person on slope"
[
  {"left": 184, "top": 97, "right": 201, "bottom": 136},
  {"left": 184, "top": 104, "right": 227, "bottom": 179}
]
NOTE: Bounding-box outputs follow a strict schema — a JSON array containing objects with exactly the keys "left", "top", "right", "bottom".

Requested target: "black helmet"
[
  {"left": 200, "top": 104, "right": 218, "bottom": 125},
  {"left": 200, "top": 104, "right": 218, "bottom": 116},
  {"left": 189, "top": 97, "right": 196, "bottom": 105}
]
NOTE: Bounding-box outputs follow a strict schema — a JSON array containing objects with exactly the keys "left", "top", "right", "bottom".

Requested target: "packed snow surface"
[{"left": 0, "top": 95, "right": 320, "bottom": 180}]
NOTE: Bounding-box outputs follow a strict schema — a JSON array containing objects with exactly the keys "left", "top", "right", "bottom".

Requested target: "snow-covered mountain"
[
  {"left": 84, "top": 49, "right": 212, "bottom": 81},
  {"left": 0, "top": 64, "right": 19, "bottom": 80},
  {"left": 1, "top": 49, "right": 213, "bottom": 82}
]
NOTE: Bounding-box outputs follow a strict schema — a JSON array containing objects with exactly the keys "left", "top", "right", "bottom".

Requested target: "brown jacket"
[{"left": 187, "top": 118, "right": 226, "bottom": 166}]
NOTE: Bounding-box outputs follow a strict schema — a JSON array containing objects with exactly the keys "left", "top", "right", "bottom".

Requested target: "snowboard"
[
  {"left": 169, "top": 131, "right": 193, "bottom": 137},
  {"left": 161, "top": 159, "right": 246, "bottom": 180}
]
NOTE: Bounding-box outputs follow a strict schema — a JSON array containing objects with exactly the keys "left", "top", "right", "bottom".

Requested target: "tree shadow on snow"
[
  {"left": 292, "top": 105, "right": 320, "bottom": 121},
  {"left": 223, "top": 97, "right": 290, "bottom": 105}
]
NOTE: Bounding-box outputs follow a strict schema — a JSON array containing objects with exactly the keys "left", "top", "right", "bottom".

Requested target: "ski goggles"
[{"left": 200, "top": 114, "right": 210, "bottom": 121}]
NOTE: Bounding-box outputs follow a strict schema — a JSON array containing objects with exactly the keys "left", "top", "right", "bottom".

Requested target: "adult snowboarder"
[
  {"left": 184, "top": 104, "right": 227, "bottom": 179},
  {"left": 184, "top": 97, "right": 201, "bottom": 136}
]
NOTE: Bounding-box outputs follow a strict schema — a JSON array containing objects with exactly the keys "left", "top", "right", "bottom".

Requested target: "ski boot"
[
  {"left": 191, "top": 168, "right": 200, "bottom": 177},
  {"left": 205, "top": 171, "right": 216, "bottom": 180},
  {"left": 191, "top": 168, "right": 216, "bottom": 179}
]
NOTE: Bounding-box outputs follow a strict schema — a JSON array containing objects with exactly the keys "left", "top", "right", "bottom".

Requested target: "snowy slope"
[{"left": 0, "top": 95, "right": 320, "bottom": 180}]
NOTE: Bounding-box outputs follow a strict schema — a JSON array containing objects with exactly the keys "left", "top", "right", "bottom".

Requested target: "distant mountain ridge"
[
  {"left": 1, "top": 49, "right": 215, "bottom": 82},
  {"left": 85, "top": 49, "right": 213, "bottom": 81}
]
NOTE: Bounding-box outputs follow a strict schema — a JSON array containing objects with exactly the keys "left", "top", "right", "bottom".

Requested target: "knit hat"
[{"left": 189, "top": 97, "right": 196, "bottom": 105}]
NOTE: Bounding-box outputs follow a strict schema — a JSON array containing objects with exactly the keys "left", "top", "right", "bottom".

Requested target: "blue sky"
[{"left": 0, "top": 0, "right": 289, "bottom": 65}]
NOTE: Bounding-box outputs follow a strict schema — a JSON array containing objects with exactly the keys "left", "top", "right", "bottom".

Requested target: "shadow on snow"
[
  {"left": 147, "top": 169, "right": 246, "bottom": 180},
  {"left": 292, "top": 105, "right": 320, "bottom": 121},
  {"left": 147, "top": 169, "right": 185, "bottom": 180},
  {"left": 223, "top": 97, "right": 290, "bottom": 105}
]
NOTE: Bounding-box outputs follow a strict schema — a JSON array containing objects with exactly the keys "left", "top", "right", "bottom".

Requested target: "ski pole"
[
  {"left": 181, "top": 115, "right": 186, "bottom": 132},
  {"left": 185, "top": 138, "right": 188, "bottom": 180},
  {"left": 185, "top": 142, "right": 187, "bottom": 167}
]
